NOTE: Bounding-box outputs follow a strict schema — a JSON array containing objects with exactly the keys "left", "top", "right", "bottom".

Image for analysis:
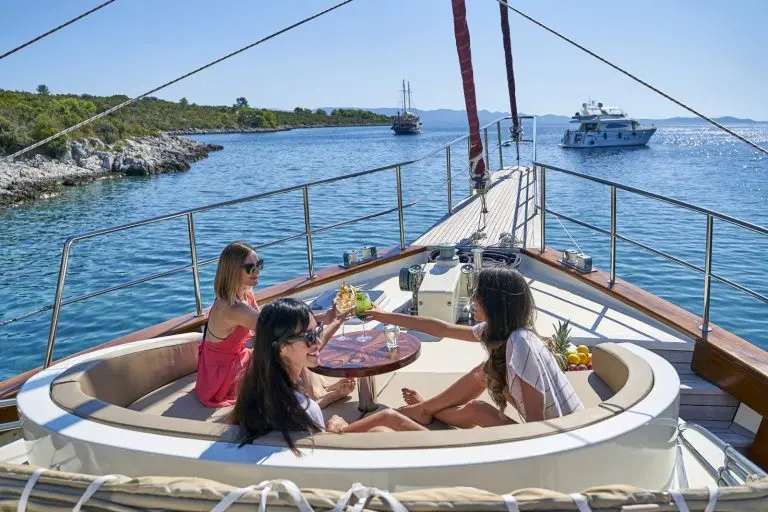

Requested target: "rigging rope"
[
  {"left": 0, "top": 0, "right": 355, "bottom": 164},
  {"left": 495, "top": 0, "right": 768, "bottom": 157},
  {"left": 546, "top": 201, "right": 584, "bottom": 254},
  {"left": 0, "top": 0, "right": 118, "bottom": 62}
]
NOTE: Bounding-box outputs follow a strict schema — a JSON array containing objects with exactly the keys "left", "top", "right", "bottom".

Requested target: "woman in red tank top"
[
  {"left": 196, "top": 241, "right": 354, "bottom": 407},
  {"left": 195, "top": 241, "right": 262, "bottom": 407}
]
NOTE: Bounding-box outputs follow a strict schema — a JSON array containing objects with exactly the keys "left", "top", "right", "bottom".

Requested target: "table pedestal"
[{"left": 357, "top": 376, "right": 378, "bottom": 413}]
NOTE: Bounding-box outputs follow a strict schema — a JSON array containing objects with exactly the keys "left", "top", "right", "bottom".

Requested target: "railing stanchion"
[
  {"left": 467, "top": 136, "right": 472, "bottom": 196},
  {"left": 187, "top": 213, "right": 203, "bottom": 316},
  {"left": 44, "top": 240, "right": 74, "bottom": 368},
  {"left": 701, "top": 214, "right": 714, "bottom": 336},
  {"left": 396, "top": 166, "right": 406, "bottom": 250},
  {"left": 497, "top": 121, "right": 503, "bottom": 170},
  {"left": 446, "top": 146, "right": 452, "bottom": 214},
  {"left": 539, "top": 166, "right": 546, "bottom": 252},
  {"left": 302, "top": 186, "right": 315, "bottom": 278},
  {"left": 610, "top": 186, "right": 617, "bottom": 287},
  {"left": 484, "top": 127, "right": 490, "bottom": 171}
]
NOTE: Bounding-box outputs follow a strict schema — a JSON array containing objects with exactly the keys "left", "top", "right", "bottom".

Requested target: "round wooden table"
[{"left": 310, "top": 330, "right": 421, "bottom": 412}]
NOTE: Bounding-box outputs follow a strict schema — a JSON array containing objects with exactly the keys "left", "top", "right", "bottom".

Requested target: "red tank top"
[{"left": 195, "top": 293, "right": 258, "bottom": 407}]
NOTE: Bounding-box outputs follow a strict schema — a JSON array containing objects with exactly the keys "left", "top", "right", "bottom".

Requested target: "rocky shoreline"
[
  {"left": 167, "top": 127, "right": 292, "bottom": 135},
  {"left": 168, "top": 122, "right": 390, "bottom": 136},
  {"left": 0, "top": 135, "right": 222, "bottom": 208}
]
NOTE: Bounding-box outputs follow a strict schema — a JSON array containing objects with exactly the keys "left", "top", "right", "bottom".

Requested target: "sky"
[{"left": 1, "top": 0, "right": 766, "bottom": 119}]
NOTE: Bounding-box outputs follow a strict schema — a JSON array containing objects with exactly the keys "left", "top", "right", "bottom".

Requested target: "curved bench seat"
[{"left": 49, "top": 333, "right": 654, "bottom": 450}]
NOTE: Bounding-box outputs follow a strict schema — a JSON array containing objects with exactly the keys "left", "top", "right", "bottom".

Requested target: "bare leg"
[
  {"left": 368, "top": 426, "right": 395, "bottom": 433},
  {"left": 398, "top": 363, "right": 486, "bottom": 425},
  {"left": 341, "top": 408, "right": 428, "bottom": 433},
  {"left": 404, "top": 390, "right": 514, "bottom": 428}
]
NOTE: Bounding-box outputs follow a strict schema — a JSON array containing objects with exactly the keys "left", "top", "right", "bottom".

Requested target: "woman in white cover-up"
[{"left": 366, "top": 266, "right": 584, "bottom": 427}]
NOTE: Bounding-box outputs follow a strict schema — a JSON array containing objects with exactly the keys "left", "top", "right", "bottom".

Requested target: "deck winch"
[
  {"left": 399, "top": 245, "right": 523, "bottom": 322},
  {"left": 560, "top": 248, "right": 593, "bottom": 273},
  {"left": 400, "top": 245, "right": 477, "bottom": 323}
]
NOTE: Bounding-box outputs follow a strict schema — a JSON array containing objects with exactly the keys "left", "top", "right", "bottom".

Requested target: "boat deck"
[
  {"left": 410, "top": 172, "right": 754, "bottom": 450},
  {"left": 414, "top": 166, "right": 539, "bottom": 249}
]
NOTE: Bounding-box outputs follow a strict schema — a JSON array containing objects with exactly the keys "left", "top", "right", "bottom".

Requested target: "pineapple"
[{"left": 548, "top": 320, "right": 572, "bottom": 371}]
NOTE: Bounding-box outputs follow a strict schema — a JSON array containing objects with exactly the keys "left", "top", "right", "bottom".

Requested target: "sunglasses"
[
  {"left": 282, "top": 322, "right": 324, "bottom": 347},
  {"left": 242, "top": 258, "right": 264, "bottom": 275}
]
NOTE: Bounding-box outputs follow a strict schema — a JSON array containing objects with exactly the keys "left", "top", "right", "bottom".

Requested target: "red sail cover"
[
  {"left": 451, "top": 0, "right": 487, "bottom": 190},
  {"left": 500, "top": 2, "right": 521, "bottom": 138}
]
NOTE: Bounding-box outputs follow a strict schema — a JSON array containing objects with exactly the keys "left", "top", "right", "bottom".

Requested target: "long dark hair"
[
  {"left": 474, "top": 266, "right": 536, "bottom": 413},
  {"left": 231, "top": 298, "right": 322, "bottom": 453}
]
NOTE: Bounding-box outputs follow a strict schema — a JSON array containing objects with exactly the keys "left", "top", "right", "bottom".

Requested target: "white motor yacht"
[{"left": 561, "top": 100, "right": 657, "bottom": 148}]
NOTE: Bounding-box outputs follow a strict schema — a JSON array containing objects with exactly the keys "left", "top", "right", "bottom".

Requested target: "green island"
[
  {"left": 0, "top": 86, "right": 390, "bottom": 156},
  {"left": 0, "top": 86, "right": 392, "bottom": 208}
]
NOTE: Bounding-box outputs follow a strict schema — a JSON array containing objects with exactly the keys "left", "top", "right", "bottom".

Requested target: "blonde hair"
[{"left": 214, "top": 241, "right": 257, "bottom": 304}]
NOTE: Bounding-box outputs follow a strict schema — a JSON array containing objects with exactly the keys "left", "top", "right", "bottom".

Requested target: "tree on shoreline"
[
  {"left": 0, "top": 89, "right": 391, "bottom": 156},
  {"left": 234, "top": 97, "right": 249, "bottom": 110},
  {"left": 36, "top": 85, "right": 50, "bottom": 96}
]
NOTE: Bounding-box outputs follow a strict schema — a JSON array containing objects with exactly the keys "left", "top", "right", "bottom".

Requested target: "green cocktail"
[{"left": 355, "top": 292, "right": 373, "bottom": 343}]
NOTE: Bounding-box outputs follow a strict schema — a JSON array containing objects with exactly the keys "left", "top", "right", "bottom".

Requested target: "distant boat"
[
  {"left": 561, "top": 100, "right": 656, "bottom": 148},
  {"left": 391, "top": 80, "right": 422, "bottom": 135}
]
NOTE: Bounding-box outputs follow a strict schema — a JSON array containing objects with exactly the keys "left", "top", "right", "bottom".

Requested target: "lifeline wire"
[
  {"left": 495, "top": 0, "right": 768, "bottom": 157},
  {"left": 1, "top": 0, "right": 356, "bottom": 164},
  {"left": 0, "top": 0, "right": 118, "bottom": 62}
]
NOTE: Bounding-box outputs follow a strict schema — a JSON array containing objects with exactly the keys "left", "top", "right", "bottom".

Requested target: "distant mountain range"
[{"left": 322, "top": 108, "right": 764, "bottom": 126}]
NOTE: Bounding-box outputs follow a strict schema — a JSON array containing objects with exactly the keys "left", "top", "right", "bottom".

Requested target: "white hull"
[
  {"left": 18, "top": 278, "right": 681, "bottom": 493},
  {"left": 561, "top": 127, "right": 656, "bottom": 148}
]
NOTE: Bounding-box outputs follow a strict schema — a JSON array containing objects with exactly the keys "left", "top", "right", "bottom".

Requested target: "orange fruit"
[
  {"left": 579, "top": 352, "right": 589, "bottom": 364},
  {"left": 576, "top": 345, "right": 589, "bottom": 354},
  {"left": 567, "top": 353, "right": 581, "bottom": 365}
]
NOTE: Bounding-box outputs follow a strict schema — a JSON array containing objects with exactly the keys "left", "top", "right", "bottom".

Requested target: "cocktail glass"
[
  {"left": 355, "top": 292, "right": 373, "bottom": 343},
  {"left": 334, "top": 285, "right": 356, "bottom": 341}
]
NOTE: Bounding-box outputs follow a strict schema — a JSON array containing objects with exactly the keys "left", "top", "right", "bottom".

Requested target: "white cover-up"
[{"left": 473, "top": 323, "right": 584, "bottom": 421}]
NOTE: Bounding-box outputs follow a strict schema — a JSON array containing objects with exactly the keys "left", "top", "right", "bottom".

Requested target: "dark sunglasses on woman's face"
[
  {"left": 242, "top": 258, "right": 264, "bottom": 275},
  {"left": 288, "top": 322, "right": 324, "bottom": 347}
]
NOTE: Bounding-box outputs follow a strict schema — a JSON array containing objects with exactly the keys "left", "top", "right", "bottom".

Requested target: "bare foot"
[
  {"left": 401, "top": 387, "right": 424, "bottom": 405},
  {"left": 327, "top": 378, "right": 354, "bottom": 393},
  {"left": 317, "top": 379, "right": 356, "bottom": 408},
  {"left": 326, "top": 414, "right": 349, "bottom": 433},
  {"left": 397, "top": 388, "right": 432, "bottom": 425}
]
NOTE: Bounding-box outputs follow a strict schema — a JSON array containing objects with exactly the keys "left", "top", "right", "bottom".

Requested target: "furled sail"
[
  {"left": 499, "top": 2, "right": 521, "bottom": 140},
  {"left": 450, "top": 0, "right": 488, "bottom": 191}
]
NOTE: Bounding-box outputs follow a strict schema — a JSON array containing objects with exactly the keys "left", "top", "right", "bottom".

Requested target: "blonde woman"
[{"left": 195, "top": 241, "right": 354, "bottom": 408}]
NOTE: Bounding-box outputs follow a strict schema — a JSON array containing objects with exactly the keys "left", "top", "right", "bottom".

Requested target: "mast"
[
  {"left": 407, "top": 81, "right": 412, "bottom": 112},
  {"left": 402, "top": 79, "right": 407, "bottom": 114}
]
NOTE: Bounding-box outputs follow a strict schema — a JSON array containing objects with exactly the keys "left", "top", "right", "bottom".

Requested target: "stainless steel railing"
[
  {"left": 535, "top": 161, "right": 768, "bottom": 335},
  {"left": 678, "top": 422, "right": 766, "bottom": 485},
  {"left": 6, "top": 115, "right": 536, "bottom": 369}
]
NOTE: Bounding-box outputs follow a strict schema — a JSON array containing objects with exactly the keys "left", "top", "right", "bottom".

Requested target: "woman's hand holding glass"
[{"left": 328, "top": 298, "right": 354, "bottom": 323}]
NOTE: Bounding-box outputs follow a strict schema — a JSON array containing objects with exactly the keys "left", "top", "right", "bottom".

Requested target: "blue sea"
[{"left": 1, "top": 120, "right": 767, "bottom": 380}]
